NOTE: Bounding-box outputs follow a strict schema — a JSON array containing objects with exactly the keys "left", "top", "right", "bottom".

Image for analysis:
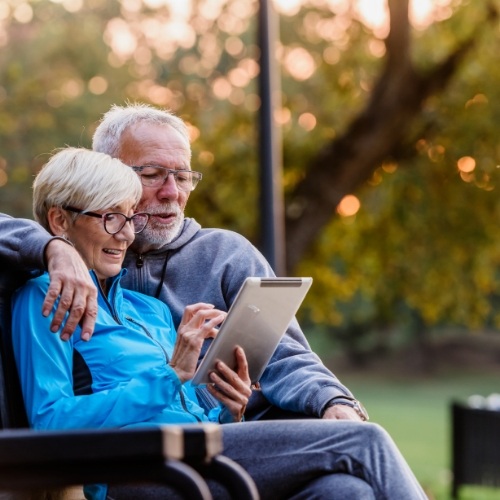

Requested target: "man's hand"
[
  {"left": 44, "top": 239, "right": 97, "bottom": 341},
  {"left": 207, "top": 346, "right": 252, "bottom": 422},
  {"left": 322, "top": 404, "right": 363, "bottom": 421}
]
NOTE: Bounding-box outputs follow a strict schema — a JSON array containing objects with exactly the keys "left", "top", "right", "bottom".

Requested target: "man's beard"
[{"left": 133, "top": 202, "right": 184, "bottom": 251}]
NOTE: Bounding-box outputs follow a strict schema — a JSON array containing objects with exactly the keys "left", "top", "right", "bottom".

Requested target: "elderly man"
[{"left": 94, "top": 103, "right": 368, "bottom": 421}]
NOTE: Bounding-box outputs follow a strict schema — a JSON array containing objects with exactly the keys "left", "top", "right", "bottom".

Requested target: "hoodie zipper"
[
  {"left": 134, "top": 253, "right": 147, "bottom": 295},
  {"left": 136, "top": 254, "right": 144, "bottom": 268}
]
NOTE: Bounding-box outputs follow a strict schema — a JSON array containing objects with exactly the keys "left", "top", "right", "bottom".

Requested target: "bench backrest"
[{"left": 0, "top": 266, "right": 31, "bottom": 428}]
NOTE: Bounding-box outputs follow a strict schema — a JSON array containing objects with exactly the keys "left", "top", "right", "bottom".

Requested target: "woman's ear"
[{"left": 47, "top": 206, "right": 70, "bottom": 237}]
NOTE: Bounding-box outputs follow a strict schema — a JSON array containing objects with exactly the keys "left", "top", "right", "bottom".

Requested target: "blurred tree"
[
  {"left": 290, "top": 0, "right": 500, "bottom": 358},
  {"left": 285, "top": 0, "right": 498, "bottom": 270},
  {"left": 0, "top": 1, "right": 128, "bottom": 214},
  {"left": 1, "top": 0, "right": 500, "bottom": 358}
]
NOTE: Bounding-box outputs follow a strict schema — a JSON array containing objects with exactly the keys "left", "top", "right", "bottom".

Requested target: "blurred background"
[{"left": 1, "top": 0, "right": 500, "bottom": 497}]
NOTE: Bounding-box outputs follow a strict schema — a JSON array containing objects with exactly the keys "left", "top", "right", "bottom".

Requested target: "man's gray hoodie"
[{"left": 1, "top": 213, "right": 355, "bottom": 419}]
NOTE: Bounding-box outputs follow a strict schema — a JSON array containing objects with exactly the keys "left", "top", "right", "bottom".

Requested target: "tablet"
[{"left": 191, "top": 277, "right": 312, "bottom": 386}]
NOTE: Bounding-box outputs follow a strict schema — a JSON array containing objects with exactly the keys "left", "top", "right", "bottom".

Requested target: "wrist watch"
[{"left": 325, "top": 397, "right": 369, "bottom": 421}]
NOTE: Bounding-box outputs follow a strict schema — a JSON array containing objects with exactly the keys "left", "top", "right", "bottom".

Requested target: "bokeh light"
[
  {"left": 283, "top": 47, "right": 316, "bottom": 81},
  {"left": 457, "top": 156, "right": 476, "bottom": 173},
  {"left": 337, "top": 194, "right": 361, "bottom": 217},
  {"left": 298, "top": 112, "right": 317, "bottom": 131}
]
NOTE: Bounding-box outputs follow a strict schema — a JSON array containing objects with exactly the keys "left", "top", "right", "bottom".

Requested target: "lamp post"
[{"left": 258, "top": 0, "right": 286, "bottom": 276}]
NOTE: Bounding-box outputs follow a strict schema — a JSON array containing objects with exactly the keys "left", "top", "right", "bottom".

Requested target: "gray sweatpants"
[{"left": 108, "top": 419, "right": 427, "bottom": 499}]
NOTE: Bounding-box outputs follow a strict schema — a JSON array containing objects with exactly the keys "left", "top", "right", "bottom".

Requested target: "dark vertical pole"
[{"left": 258, "top": 0, "right": 286, "bottom": 276}]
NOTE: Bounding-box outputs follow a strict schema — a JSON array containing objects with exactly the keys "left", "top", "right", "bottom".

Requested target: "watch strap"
[{"left": 323, "top": 396, "right": 369, "bottom": 421}]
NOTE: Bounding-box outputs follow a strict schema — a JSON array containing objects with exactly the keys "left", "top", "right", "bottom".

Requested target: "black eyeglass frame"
[
  {"left": 62, "top": 206, "right": 150, "bottom": 235},
  {"left": 130, "top": 165, "right": 203, "bottom": 191}
]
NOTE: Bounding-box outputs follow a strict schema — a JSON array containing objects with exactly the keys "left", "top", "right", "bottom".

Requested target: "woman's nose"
[{"left": 115, "top": 221, "right": 135, "bottom": 242}]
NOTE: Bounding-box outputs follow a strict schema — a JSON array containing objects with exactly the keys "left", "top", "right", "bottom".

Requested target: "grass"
[{"left": 341, "top": 372, "right": 500, "bottom": 499}]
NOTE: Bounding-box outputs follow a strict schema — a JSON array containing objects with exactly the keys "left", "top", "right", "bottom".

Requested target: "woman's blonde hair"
[{"left": 33, "top": 147, "right": 143, "bottom": 232}]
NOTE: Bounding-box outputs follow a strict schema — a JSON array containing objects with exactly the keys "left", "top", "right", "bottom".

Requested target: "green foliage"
[
  {"left": 295, "top": 0, "right": 500, "bottom": 352},
  {"left": 0, "top": 1, "right": 129, "bottom": 217}
]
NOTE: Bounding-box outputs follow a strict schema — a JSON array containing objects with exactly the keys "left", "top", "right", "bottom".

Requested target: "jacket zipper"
[
  {"left": 97, "top": 279, "right": 122, "bottom": 325},
  {"left": 125, "top": 316, "right": 202, "bottom": 423},
  {"left": 126, "top": 316, "right": 169, "bottom": 361},
  {"left": 96, "top": 272, "right": 203, "bottom": 423}
]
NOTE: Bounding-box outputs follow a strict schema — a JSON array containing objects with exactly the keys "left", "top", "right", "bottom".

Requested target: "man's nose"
[{"left": 156, "top": 172, "right": 179, "bottom": 200}]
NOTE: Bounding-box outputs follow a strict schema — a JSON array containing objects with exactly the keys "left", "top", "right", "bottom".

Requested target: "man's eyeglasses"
[
  {"left": 63, "top": 206, "right": 150, "bottom": 235},
  {"left": 131, "top": 165, "right": 202, "bottom": 192}
]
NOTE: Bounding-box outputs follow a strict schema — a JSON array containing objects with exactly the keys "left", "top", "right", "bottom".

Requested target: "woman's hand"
[
  {"left": 169, "top": 303, "right": 226, "bottom": 383},
  {"left": 207, "top": 346, "right": 252, "bottom": 423}
]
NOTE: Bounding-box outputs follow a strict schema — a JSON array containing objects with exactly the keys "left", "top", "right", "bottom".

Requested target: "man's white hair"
[{"left": 92, "top": 102, "right": 192, "bottom": 160}]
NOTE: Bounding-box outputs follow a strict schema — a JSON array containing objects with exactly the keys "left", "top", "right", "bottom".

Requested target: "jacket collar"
[{"left": 89, "top": 268, "right": 127, "bottom": 297}]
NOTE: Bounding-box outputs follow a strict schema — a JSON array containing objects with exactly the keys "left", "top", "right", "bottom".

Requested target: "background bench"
[{"left": 451, "top": 402, "right": 500, "bottom": 498}]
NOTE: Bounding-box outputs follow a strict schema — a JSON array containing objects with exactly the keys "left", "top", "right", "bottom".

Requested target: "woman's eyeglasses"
[{"left": 63, "top": 206, "right": 150, "bottom": 235}]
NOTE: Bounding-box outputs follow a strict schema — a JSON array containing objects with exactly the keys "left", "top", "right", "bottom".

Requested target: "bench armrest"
[{"left": 0, "top": 424, "right": 259, "bottom": 499}]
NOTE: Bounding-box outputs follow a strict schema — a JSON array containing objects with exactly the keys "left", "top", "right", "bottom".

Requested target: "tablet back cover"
[{"left": 192, "top": 277, "right": 312, "bottom": 385}]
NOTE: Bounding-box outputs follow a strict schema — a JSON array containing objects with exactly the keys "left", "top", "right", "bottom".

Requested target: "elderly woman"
[
  {"left": 12, "top": 147, "right": 248, "bottom": 431},
  {"left": 12, "top": 147, "right": 427, "bottom": 500}
]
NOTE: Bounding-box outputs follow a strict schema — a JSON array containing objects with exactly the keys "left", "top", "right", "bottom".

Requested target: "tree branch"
[{"left": 284, "top": 2, "right": 498, "bottom": 273}]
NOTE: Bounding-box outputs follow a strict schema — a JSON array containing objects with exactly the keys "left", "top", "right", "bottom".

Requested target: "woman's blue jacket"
[{"left": 11, "top": 269, "right": 220, "bottom": 430}]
